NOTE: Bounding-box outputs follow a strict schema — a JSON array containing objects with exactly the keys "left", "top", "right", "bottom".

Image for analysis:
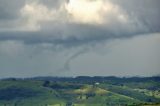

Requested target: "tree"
[{"left": 43, "top": 80, "right": 50, "bottom": 87}]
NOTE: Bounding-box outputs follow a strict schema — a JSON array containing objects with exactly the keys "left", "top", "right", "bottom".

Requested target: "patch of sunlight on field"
[
  {"left": 74, "top": 104, "right": 86, "bottom": 106},
  {"left": 47, "top": 104, "right": 63, "bottom": 106},
  {"left": 74, "top": 85, "right": 108, "bottom": 95}
]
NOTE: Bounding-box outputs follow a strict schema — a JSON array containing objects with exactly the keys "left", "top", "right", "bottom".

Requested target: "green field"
[{"left": 0, "top": 77, "right": 160, "bottom": 106}]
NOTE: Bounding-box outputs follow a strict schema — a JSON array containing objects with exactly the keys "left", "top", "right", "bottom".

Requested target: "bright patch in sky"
[
  {"left": 65, "top": 0, "right": 128, "bottom": 24},
  {"left": 21, "top": 1, "right": 56, "bottom": 30},
  {"left": 18, "top": 0, "right": 129, "bottom": 30},
  {"left": 66, "top": 0, "right": 104, "bottom": 24}
]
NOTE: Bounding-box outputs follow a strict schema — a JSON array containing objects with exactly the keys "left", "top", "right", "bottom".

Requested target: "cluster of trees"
[
  {"left": 43, "top": 81, "right": 82, "bottom": 89},
  {"left": 0, "top": 86, "right": 38, "bottom": 100}
]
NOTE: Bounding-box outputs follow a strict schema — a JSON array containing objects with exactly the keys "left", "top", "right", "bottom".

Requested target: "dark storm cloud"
[
  {"left": 0, "top": 22, "right": 156, "bottom": 48},
  {"left": 0, "top": 0, "right": 159, "bottom": 46}
]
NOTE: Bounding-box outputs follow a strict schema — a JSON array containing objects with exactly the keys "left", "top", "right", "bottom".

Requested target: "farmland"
[{"left": 0, "top": 76, "right": 160, "bottom": 106}]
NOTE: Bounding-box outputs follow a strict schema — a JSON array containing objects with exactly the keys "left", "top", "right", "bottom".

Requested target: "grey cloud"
[
  {"left": 0, "top": 0, "right": 66, "bottom": 20},
  {"left": 0, "top": 0, "right": 159, "bottom": 44},
  {"left": 0, "top": 0, "right": 26, "bottom": 20},
  {"left": 112, "top": 0, "right": 160, "bottom": 32},
  {"left": 0, "top": 0, "right": 160, "bottom": 77},
  {"left": 39, "top": 0, "right": 67, "bottom": 9},
  {"left": 0, "top": 22, "right": 155, "bottom": 47}
]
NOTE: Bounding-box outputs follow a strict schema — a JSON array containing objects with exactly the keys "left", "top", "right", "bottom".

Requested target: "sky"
[{"left": 0, "top": 0, "right": 160, "bottom": 78}]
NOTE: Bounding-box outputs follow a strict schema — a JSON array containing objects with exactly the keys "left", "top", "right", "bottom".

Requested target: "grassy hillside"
[{"left": 0, "top": 77, "right": 160, "bottom": 106}]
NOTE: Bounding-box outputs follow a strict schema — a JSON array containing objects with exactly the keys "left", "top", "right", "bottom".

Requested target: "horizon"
[{"left": 1, "top": 75, "right": 160, "bottom": 80}]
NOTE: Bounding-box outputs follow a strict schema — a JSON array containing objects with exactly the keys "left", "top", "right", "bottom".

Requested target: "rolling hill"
[{"left": 0, "top": 77, "right": 160, "bottom": 106}]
